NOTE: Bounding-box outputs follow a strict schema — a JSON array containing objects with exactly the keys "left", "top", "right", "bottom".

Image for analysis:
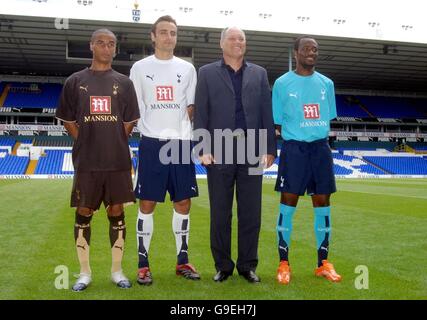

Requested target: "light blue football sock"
[
  {"left": 314, "top": 206, "right": 331, "bottom": 267},
  {"left": 277, "top": 204, "right": 296, "bottom": 262}
]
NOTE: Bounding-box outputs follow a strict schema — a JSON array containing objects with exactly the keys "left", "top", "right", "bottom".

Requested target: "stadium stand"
[
  {"left": 34, "top": 150, "right": 73, "bottom": 174},
  {"left": 333, "top": 164, "right": 353, "bottom": 175},
  {"left": 363, "top": 156, "right": 427, "bottom": 175},
  {"left": 336, "top": 95, "right": 370, "bottom": 118},
  {"left": 33, "top": 136, "right": 73, "bottom": 147},
  {"left": 0, "top": 136, "right": 16, "bottom": 149},
  {"left": 0, "top": 102, "right": 426, "bottom": 176},
  {"left": 407, "top": 142, "right": 427, "bottom": 151},
  {"left": 18, "top": 138, "right": 34, "bottom": 144},
  {"left": 0, "top": 154, "right": 29, "bottom": 174},
  {"left": 195, "top": 164, "right": 207, "bottom": 175},
  {"left": 334, "top": 95, "right": 427, "bottom": 119},
  {"left": 332, "top": 141, "right": 397, "bottom": 152},
  {"left": 332, "top": 152, "right": 387, "bottom": 175},
  {"left": 2, "top": 142, "right": 427, "bottom": 176},
  {"left": 357, "top": 96, "right": 425, "bottom": 119},
  {"left": 2, "top": 83, "right": 426, "bottom": 120},
  {"left": 2, "top": 82, "right": 62, "bottom": 110},
  {"left": 129, "top": 138, "right": 139, "bottom": 149}
]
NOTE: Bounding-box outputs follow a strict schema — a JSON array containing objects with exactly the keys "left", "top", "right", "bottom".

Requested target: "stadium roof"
[{"left": 1, "top": 14, "right": 427, "bottom": 95}]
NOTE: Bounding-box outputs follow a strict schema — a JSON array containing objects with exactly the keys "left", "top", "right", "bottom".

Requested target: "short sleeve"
[
  {"left": 123, "top": 79, "right": 141, "bottom": 123},
  {"left": 186, "top": 65, "right": 197, "bottom": 106},
  {"left": 272, "top": 80, "right": 283, "bottom": 125},
  {"left": 328, "top": 80, "right": 337, "bottom": 120},
  {"left": 55, "top": 77, "right": 77, "bottom": 122}
]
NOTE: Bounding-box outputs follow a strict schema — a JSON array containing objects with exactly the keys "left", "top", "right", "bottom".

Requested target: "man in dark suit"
[{"left": 194, "top": 26, "right": 276, "bottom": 283}]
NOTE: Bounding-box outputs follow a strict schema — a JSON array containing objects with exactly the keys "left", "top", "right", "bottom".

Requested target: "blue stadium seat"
[
  {"left": 129, "top": 139, "right": 140, "bottom": 148},
  {"left": 34, "top": 150, "right": 73, "bottom": 174},
  {"left": 332, "top": 153, "right": 387, "bottom": 175},
  {"left": 0, "top": 137, "right": 16, "bottom": 148},
  {"left": 195, "top": 164, "right": 207, "bottom": 175},
  {"left": 332, "top": 141, "right": 397, "bottom": 152},
  {"left": 3, "top": 82, "right": 62, "bottom": 109},
  {"left": 336, "top": 95, "right": 370, "bottom": 118},
  {"left": 357, "top": 96, "right": 425, "bottom": 118},
  {"left": 0, "top": 154, "right": 29, "bottom": 174},
  {"left": 407, "top": 143, "right": 427, "bottom": 151},
  {"left": 363, "top": 156, "right": 427, "bottom": 174}
]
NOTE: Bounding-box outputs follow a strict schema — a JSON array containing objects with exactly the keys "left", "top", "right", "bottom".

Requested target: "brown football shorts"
[{"left": 71, "top": 170, "right": 136, "bottom": 210}]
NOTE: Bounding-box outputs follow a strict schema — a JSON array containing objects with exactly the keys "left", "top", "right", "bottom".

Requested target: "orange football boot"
[
  {"left": 277, "top": 261, "right": 291, "bottom": 285},
  {"left": 315, "top": 260, "right": 342, "bottom": 282}
]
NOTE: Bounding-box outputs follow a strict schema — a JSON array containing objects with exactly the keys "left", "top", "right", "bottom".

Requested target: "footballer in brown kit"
[{"left": 55, "top": 28, "right": 140, "bottom": 291}]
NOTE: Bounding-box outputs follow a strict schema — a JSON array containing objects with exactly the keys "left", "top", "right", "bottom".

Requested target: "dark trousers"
[{"left": 207, "top": 164, "right": 263, "bottom": 274}]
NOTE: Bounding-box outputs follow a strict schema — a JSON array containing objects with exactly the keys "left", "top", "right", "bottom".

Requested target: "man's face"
[
  {"left": 294, "top": 38, "right": 318, "bottom": 68},
  {"left": 151, "top": 21, "right": 177, "bottom": 52},
  {"left": 220, "top": 28, "right": 246, "bottom": 60},
  {"left": 90, "top": 33, "right": 116, "bottom": 64}
]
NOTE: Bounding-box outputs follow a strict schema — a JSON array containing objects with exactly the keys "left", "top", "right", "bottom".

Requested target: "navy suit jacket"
[{"left": 194, "top": 60, "right": 276, "bottom": 158}]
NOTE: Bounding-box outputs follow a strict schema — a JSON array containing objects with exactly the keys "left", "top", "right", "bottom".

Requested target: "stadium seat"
[
  {"left": 0, "top": 154, "right": 29, "bottom": 174},
  {"left": 363, "top": 156, "right": 427, "bottom": 175},
  {"left": 34, "top": 150, "right": 73, "bottom": 174}
]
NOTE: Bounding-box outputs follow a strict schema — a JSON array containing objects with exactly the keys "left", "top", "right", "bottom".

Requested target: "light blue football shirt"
[{"left": 272, "top": 71, "right": 337, "bottom": 142}]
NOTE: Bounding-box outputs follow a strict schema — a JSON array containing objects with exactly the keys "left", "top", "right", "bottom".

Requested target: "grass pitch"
[{"left": 0, "top": 178, "right": 426, "bottom": 300}]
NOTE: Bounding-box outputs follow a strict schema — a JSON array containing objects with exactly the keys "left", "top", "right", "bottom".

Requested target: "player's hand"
[
  {"left": 199, "top": 153, "right": 216, "bottom": 166},
  {"left": 261, "top": 154, "right": 275, "bottom": 169}
]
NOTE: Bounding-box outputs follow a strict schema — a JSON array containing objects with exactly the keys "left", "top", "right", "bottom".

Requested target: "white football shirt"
[{"left": 130, "top": 55, "right": 196, "bottom": 140}]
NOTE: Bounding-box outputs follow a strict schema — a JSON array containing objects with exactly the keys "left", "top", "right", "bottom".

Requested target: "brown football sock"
[
  {"left": 74, "top": 212, "right": 93, "bottom": 275},
  {"left": 108, "top": 213, "right": 126, "bottom": 273}
]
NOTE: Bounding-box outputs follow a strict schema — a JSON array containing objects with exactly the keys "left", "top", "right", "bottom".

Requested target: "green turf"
[{"left": 0, "top": 178, "right": 426, "bottom": 300}]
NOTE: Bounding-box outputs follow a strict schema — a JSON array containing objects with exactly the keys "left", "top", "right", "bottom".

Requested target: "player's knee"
[
  {"left": 312, "top": 194, "right": 330, "bottom": 207},
  {"left": 281, "top": 193, "right": 298, "bottom": 207},
  {"left": 139, "top": 200, "right": 156, "bottom": 213},
  {"left": 174, "top": 199, "right": 191, "bottom": 213},
  {"left": 75, "top": 212, "right": 93, "bottom": 225},
  {"left": 107, "top": 204, "right": 124, "bottom": 216},
  {"left": 77, "top": 207, "right": 94, "bottom": 216}
]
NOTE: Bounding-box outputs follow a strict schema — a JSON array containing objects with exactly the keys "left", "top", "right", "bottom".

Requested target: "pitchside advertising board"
[
  {"left": 1, "top": 124, "right": 427, "bottom": 139},
  {"left": 0, "top": 175, "right": 73, "bottom": 179},
  {"left": 2, "top": 175, "right": 427, "bottom": 180}
]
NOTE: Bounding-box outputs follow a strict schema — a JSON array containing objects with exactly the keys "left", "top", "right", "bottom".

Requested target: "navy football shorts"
[
  {"left": 275, "top": 138, "right": 336, "bottom": 196},
  {"left": 134, "top": 135, "right": 198, "bottom": 202}
]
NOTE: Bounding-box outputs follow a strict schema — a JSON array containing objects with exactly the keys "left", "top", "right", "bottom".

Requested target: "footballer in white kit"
[
  {"left": 130, "top": 54, "right": 196, "bottom": 141},
  {"left": 129, "top": 15, "right": 200, "bottom": 286}
]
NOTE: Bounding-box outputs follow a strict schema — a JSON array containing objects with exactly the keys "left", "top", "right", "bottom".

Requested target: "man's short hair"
[
  {"left": 151, "top": 15, "right": 177, "bottom": 35},
  {"left": 293, "top": 35, "right": 316, "bottom": 51},
  {"left": 91, "top": 28, "right": 117, "bottom": 43},
  {"left": 220, "top": 27, "right": 246, "bottom": 42}
]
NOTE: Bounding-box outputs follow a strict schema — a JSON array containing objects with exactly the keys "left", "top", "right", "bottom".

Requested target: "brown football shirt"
[{"left": 56, "top": 68, "right": 140, "bottom": 171}]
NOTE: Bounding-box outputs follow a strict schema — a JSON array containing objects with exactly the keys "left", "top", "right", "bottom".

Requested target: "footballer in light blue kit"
[
  {"left": 273, "top": 70, "right": 337, "bottom": 143},
  {"left": 272, "top": 36, "right": 342, "bottom": 285}
]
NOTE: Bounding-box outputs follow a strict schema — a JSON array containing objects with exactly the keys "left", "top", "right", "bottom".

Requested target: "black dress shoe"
[
  {"left": 213, "top": 271, "right": 232, "bottom": 282},
  {"left": 239, "top": 270, "right": 260, "bottom": 283}
]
